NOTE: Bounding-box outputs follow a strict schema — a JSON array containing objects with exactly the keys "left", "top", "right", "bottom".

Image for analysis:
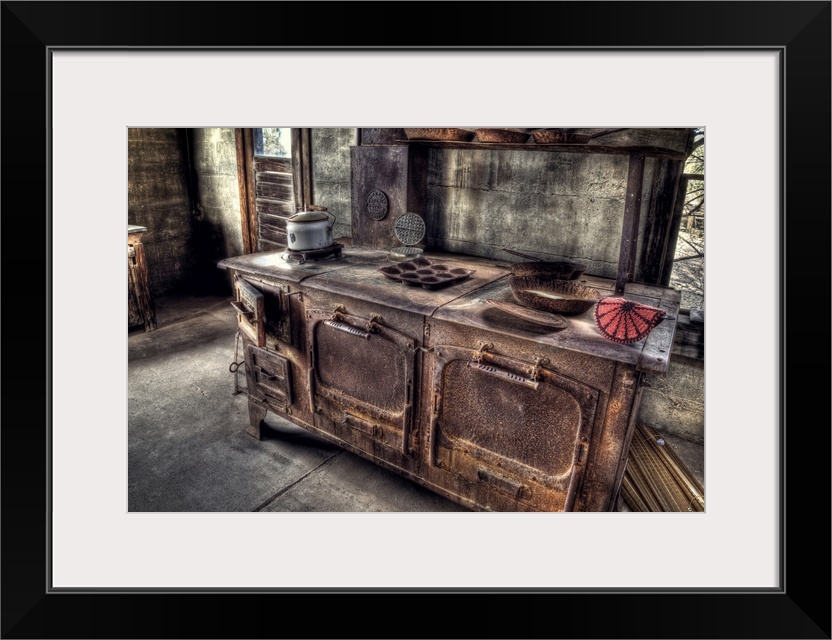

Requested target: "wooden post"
[
  {"left": 291, "top": 128, "right": 313, "bottom": 211},
  {"left": 638, "top": 158, "right": 685, "bottom": 285},
  {"left": 660, "top": 174, "right": 691, "bottom": 287},
  {"left": 615, "top": 153, "right": 646, "bottom": 295},
  {"left": 235, "top": 128, "right": 258, "bottom": 254}
]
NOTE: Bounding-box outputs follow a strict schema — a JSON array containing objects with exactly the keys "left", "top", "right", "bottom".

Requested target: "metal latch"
[{"left": 468, "top": 361, "right": 540, "bottom": 390}]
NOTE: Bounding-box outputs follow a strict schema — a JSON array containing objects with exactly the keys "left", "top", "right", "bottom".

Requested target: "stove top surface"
[{"left": 218, "top": 245, "right": 389, "bottom": 283}]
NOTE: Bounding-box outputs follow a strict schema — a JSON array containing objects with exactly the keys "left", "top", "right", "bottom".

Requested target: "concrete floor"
[{"left": 128, "top": 293, "right": 704, "bottom": 513}]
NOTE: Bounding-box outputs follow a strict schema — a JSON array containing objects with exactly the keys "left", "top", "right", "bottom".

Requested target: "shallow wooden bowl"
[
  {"left": 532, "top": 129, "right": 592, "bottom": 144},
  {"left": 509, "top": 276, "right": 602, "bottom": 315},
  {"left": 404, "top": 128, "right": 475, "bottom": 142},
  {"left": 475, "top": 128, "right": 530, "bottom": 144},
  {"left": 510, "top": 261, "right": 583, "bottom": 279}
]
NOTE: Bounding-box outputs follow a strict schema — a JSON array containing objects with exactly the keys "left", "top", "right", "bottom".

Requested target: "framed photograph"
[{"left": 4, "top": 1, "right": 829, "bottom": 638}]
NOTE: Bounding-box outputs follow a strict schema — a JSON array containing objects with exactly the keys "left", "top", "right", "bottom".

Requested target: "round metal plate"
[
  {"left": 366, "top": 189, "right": 389, "bottom": 221},
  {"left": 393, "top": 212, "right": 426, "bottom": 246}
]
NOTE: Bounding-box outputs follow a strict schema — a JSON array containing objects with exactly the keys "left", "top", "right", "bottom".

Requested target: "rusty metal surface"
[
  {"left": 306, "top": 307, "right": 417, "bottom": 456},
  {"left": 433, "top": 348, "right": 596, "bottom": 475},
  {"left": 222, "top": 246, "right": 681, "bottom": 512},
  {"left": 484, "top": 299, "right": 568, "bottom": 330},
  {"left": 301, "top": 253, "right": 508, "bottom": 317},
  {"left": 351, "top": 146, "right": 429, "bottom": 251}
]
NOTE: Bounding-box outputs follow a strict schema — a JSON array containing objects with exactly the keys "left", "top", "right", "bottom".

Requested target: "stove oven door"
[
  {"left": 306, "top": 307, "right": 417, "bottom": 457},
  {"left": 429, "top": 345, "right": 599, "bottom": 511}
]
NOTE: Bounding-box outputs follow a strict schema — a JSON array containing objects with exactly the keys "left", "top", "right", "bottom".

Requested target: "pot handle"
[{"left": 302, "top": 203, "right": 336, "bottom": 229}]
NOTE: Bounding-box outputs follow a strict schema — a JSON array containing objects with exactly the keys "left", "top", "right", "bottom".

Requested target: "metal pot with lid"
[{"left": 286, "top": 209, "right": 336, "bottom": 251}]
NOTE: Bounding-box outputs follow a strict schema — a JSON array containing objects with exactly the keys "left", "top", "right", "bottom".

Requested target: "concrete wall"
[
  {"left": 127, "top": 128, "right": 195, "bottom": 297},
  {"left": 424, "top": 149, "right": 658, "bottom": 278},
  {"left": 127, "top": 127, "right": 242, "bottom": 298},
  {"left": 189, "top": 128, "right": 243, "bottom": 294},
  {"left": 640, "top": 354, "right": 705, "bottom": 444},
  {"left": 311, "top": 128, "right": 356, "bottom": 241}
]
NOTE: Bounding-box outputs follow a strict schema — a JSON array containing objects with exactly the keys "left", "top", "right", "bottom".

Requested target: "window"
[
  {"left": 254, "top": 128, "right": 292, "bottom": 158},
  {"left": 236, "top": 128, "right": 311, "bottom": 253}
]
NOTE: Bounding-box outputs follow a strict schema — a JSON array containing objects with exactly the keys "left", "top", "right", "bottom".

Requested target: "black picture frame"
[{"left": 3, "top": 1, "right": 829, "bottom": 638}]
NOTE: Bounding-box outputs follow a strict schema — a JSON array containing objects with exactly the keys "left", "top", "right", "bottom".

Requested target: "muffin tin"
[{"left": 379, "top": 257, "right": 476, "bottom": 290}]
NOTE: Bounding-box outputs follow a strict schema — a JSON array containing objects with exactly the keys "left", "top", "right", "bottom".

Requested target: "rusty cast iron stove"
[{"left": 218, "top": 246, "right": 679, "bottom": 512}]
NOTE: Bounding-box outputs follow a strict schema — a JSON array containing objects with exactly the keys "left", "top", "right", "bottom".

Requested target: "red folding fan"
[{"left": 594, "top": 297, "right": 667, "bottom": 344}]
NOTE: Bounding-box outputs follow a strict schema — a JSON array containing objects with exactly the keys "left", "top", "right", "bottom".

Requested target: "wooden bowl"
[
  {"left": 509, "top": 276, "right": 602, "bottom": 315},
  {"left": 532, "top": 129, "right": 592, "bottom": 144},
  {"left": 475, "top": 128, "right": 530, "bottom": 144},
  {"left": 403, "top": 128, "right": 475, "bottom": 142},
  {"left": 510, "top": 260, "right": 584, "bottom": 279}
]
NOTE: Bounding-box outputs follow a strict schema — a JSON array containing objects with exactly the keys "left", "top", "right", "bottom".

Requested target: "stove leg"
[{"left": 247, "top": 400, "right": 267, "bottom": 440}]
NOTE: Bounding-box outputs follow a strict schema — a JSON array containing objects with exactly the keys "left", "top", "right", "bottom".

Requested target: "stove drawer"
[
  {"left": 429, "top": 344, "right": 599, "bottom": 511},
  {"left": 245, "top": 345, "right": 293, "bottom": 415}
]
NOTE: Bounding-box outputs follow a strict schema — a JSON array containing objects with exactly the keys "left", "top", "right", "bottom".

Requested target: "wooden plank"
[
  {"left": 253, "top": 157, "right": 293, "bottom": 174},
  {"left": 616, "top": 153, "right": 646, "bottom": 295},
  {"left": 255, "top": 197, "right": 295, "bottom": 217},
  {"left": 259, "top": 221, "right": 288, "bottom": 245},
  {"left": 395, "top": 139, "right": 687, "bottom": 160},
  {"left": 623, "top": 423, "right": 704, "bottom": 512},
  {"left": 255, "top": 171, "right": 293, "bottom": 187},
  {"left": 258, "top": 212, "right": 292, "bottom": 226},
  {"left": 258, "top": 238, "right": 283, "bottom": 253},
  {"left": 585, "top": 128, "right": 692, "bottom": 153},
  {"left": 255, "top": 181, "right": 294, "bottom": 201}
]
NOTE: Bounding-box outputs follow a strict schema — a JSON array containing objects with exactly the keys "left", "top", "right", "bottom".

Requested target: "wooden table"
[{"left": 128, "top": 225, "right": 156, "bottom": 332}]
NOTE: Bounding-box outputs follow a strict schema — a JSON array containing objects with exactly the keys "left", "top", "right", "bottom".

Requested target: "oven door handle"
[
  {"left": 467, "top": 361, "right": 540, "bottom": 390},
  {"left": 324, "top": 319, "right": 371, "bottom": 339},
  {"left": 230, "top": 300, "right": 254, "bottom": 319}
]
